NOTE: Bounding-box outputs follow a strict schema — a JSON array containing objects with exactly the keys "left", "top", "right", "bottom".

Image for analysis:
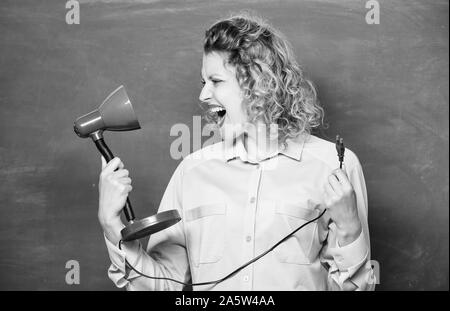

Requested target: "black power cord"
[{"left": 119, "top": 208, "right": 327, "bottom": 287}]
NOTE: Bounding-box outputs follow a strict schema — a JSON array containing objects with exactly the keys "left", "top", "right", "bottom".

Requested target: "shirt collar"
[{"left": 223, "top": 133, "right": 308, "bottom": 163}]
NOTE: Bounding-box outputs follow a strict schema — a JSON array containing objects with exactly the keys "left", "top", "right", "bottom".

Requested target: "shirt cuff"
[
  {"left": 103, "top": 233, "right": 142, "bottom": 274},
  {"left": 331, "top": 230, "right": 368, "bottom": 271}
]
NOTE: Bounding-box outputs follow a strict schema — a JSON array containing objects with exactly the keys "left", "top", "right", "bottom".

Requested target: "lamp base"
[{"left": 120, "top": 209, "right": 181, "bottom": 242}]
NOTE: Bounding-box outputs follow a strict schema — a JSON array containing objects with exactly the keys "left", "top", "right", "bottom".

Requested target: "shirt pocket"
[
  {"left": 185, "top": 203, "right": 227, "bottom": 267},
  {"left": 274, "top": 201, "right": 321, "bottom": 265}
]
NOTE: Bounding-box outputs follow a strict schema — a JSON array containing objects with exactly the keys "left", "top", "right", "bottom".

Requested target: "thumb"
[{"left": 101, "top": 156, "right": 106, "bottom": 169}]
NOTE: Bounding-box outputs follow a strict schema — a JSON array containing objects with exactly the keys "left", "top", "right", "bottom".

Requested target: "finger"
[
  {"left": 328, "top": 174, "right": 343, "bottom": 196},
  {"left": 111, "top": 169, "right": 129, "bottom": 178},
  {"left": 323, "top": 183, "right": 337, "bottom": 204},
  {"left": 125, "top": 185, "right": 133, "bottom": 193},
  {"left": 332, "top": 168, "right": 343, "bottom": 180},
  {"left": 118, "top": 177, "right": 132, "bottom": 185},
  {"left": 103, "top": 157, "right": 122, "bottom": 174},
  {"left": 101, "top": 156, "right": 106, "bottom": 169},
  {"left": 333, "top": 169, "right": 352, "bottom": 189}
]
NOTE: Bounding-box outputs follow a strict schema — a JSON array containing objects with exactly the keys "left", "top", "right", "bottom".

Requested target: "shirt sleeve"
[
  {"left": 320, "top": 152, "right": 377, "bottom": 291},
  {"left": 103, "top": 161, "right": 191, "bottom": 291}
]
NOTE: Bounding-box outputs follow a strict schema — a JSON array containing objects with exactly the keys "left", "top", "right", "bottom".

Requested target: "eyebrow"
[{"left": 200, "top": 73, "right": 224, "bottom": 81}]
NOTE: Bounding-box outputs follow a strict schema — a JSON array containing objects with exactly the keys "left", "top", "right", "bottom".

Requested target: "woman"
[{"left": 98, "top": 12, "right": 375, "bottom": 291}]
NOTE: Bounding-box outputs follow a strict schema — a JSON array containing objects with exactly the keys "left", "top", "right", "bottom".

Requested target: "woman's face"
[{"left": 199, "top": 52, "right": 248, "bottom": 130}]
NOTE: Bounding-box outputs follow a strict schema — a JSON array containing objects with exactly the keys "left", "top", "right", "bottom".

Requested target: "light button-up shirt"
[{"left": 103, "top": 134, "right": 376, "bottom": 290}]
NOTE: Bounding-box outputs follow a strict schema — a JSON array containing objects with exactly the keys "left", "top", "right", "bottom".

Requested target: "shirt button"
[
  {"left": 250, "top": 197, "right": 256, "bottom": 203},
  {"left": 246, "top": 235, "right": 252, "bottom": 242},
  {"left": 243, "top": 275, "right": 249, "bottom": 282},
  {"left": 255, "top": 164, "right": 260, "bottom": 169}
]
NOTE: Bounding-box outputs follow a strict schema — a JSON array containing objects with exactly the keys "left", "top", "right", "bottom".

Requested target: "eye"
[{"left": 200, "top": 79, "right": 222, "bottom": 87}]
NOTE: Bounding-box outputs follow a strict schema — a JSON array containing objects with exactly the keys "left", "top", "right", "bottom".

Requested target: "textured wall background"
[{"left": 0, "top": 0, "right": 448, "bottom": 290}]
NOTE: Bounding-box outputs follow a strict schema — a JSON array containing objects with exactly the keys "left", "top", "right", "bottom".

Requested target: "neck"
[{"left": 243, "top": 122, "right": 279, "bottom": 162}]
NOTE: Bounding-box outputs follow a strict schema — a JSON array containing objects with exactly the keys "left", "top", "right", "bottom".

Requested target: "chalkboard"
[{"left": 0, "top": 0, "right": 448, "bottom": 290}]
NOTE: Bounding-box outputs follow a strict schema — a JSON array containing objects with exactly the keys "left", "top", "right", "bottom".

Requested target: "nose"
[{"left": 199, "top": 83, "right": 212, "bottom": 103}]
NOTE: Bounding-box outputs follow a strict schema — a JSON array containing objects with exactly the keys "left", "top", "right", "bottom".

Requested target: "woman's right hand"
[{"left": 98, "top": 156, "right": 132, "bottom": 228}]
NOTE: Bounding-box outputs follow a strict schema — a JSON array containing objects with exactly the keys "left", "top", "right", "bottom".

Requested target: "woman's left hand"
[{"left": 323, "top": 166, "right": 362, "bottom": 246}]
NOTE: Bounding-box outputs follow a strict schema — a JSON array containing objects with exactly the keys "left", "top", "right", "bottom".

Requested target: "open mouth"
[{"left": 209, "top": 106, "right": 226, "bottom": 125}]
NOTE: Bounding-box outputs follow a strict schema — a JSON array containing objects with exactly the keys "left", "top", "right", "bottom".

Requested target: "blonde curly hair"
[{"left": 202, "top": 12, "right": 324, "bottom": 145}]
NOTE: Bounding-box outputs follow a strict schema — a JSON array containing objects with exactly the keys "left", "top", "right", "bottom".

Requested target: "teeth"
[{"left": 210, "top": 106, "right": 225, "bottom": 113}]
